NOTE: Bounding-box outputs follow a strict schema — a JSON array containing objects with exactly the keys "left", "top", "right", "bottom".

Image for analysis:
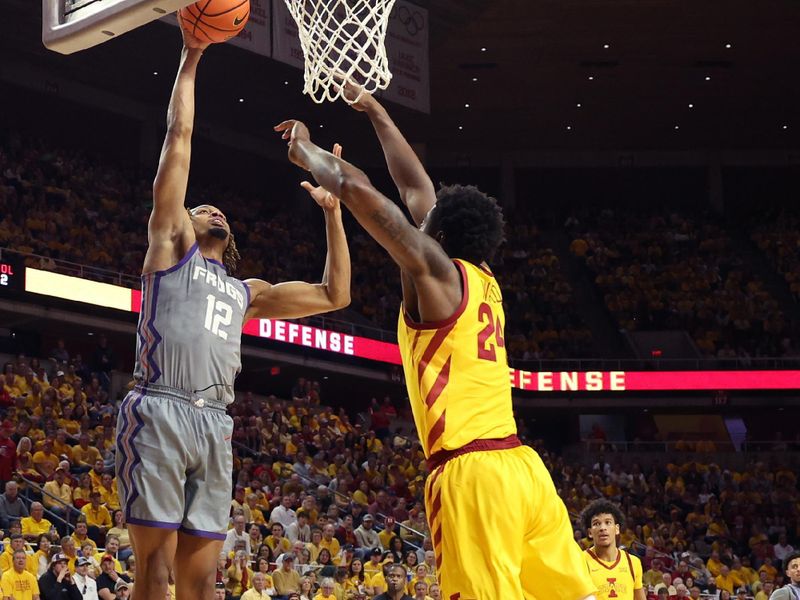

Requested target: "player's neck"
[
  {"left": 197, "top": 238, "right": 226, "bottom": 264},
  {"left": 593, "top": 544, "right": 619, "bottom": 562}
]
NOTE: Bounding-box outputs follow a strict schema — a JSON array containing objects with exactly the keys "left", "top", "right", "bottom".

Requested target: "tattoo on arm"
[{"left": 369, "top": 208, "right": 409, "bottom": 244}]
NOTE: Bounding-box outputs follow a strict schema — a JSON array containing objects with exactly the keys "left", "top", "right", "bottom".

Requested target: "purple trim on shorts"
[
  {"left": 128, "top": 517, "right": 181, "bottom": 530},
  {"left": 180, "top": 527, "right": 226, "bottom": 541},
  {"left": 144, "top": 274, "right": 163, "bottom": 383},
  {"left": 123, "top": 394, "right": 146, "bottom": 522},
  {"left": 115, "top": 393, "right": 135, "bottom": 505}
]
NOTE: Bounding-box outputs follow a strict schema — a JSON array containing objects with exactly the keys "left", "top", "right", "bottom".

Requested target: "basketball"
[{"left": 178, "top": 0, "right": 250, "bottom": 44}]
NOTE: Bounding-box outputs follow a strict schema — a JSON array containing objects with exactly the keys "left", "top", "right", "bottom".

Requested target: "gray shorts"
[{"left": 115, "top": 384, "right": 233, "bottom": 540}]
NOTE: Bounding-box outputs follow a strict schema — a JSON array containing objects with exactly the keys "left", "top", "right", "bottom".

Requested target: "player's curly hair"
[
  {"left": 427, "top": 184, "right": 505, "bottom": 265},
  {"left": 580, "top": 498, "right": 625, "bottom": 531},
  {"left": 223, "top": 232, "right": 240, "bottom": 276}
]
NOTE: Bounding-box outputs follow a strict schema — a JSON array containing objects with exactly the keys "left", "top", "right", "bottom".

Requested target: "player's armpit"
[{"left": 243, "top": 279, "right": 350, "bottom": 320}]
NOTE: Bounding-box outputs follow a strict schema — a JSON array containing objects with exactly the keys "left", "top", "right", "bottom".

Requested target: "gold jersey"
[
  {"left": 584, "top": 548, "right": 643, "bottom": 600},
  {"left": 397, "top": 259, "right": 515, "bottom": 458}
]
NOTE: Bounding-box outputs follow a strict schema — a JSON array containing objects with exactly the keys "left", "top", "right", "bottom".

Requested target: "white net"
[{"left": 284, "top": 0, "right": 397, "bottom": 104}]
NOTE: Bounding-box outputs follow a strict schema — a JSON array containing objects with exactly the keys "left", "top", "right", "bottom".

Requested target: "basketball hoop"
[{"left": 284, "top": 0, "right": 397, "bottom": 104}]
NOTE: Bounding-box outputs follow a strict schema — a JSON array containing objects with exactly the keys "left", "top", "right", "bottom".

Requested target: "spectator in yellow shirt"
[
  {"left": 319, "top": 524, "right": 341, "bottom": 558},
  {"left": 52, "top": 430, "right": 71, "bottom": 461},
  {"left": 71, "top": 520, "right": 97, "bottom": 554},
  {"left": 706, "top": 551, "right": 724, "bottom": 578},
  {"left": 314, "top": 576, "right": 337, "bottom": 600},
  {"left": 71, "top": 434, "right": 101, "bottom": 469},
  {"left": 266, "top": 523, "right": 292, "bottom": 557},
  {"left": 0, "top": 549, "right": 40, "bottom": 600},
  {"left": 20, "top": 502, "right": 53, "bottom": 542},
  {"left": 42, "top": 465, "right": 73, "bottom": 528},
  {"left": 81, "top": 491, "right": 112, "bottom": 543},
  {"left": 755, "top": 581, "right": 774, "bottom": 600},
  {"left": 758, "top": 557, "right": 778, "bottom": 581},
  {"left": 32, "top": 438, "right": 59, "bottom": 479},
  {"left": 716, "top": 565, "right": 737, "bottom": 594},
  {"left": 88, "top": 459, "right": 106, "bottom": 491},
  {"left": 98, "top": 474, "right": 120, "bottom": 511},
  {"left": 72, "top": 473, "right": 93, "bottom": 509},
  {"left": 0, "top": 535, "right": 36, "bottom": 575}
]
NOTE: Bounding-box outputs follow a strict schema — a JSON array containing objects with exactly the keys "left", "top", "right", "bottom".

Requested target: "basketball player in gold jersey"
[
  {"left": 276, "top": 91, "right": 596, "bottom": 600},
  {"left": 581, "top": 499, "right": 645, "bottom": 600}
]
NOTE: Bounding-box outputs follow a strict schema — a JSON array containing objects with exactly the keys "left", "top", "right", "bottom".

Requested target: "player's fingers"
[
  {"left": 333, "top": 143, "right": 342, "bottom": 158},
  {"left": 274, "top": 120, "right": 295, "bottom": 131},
  {"left": 300, "top": 181, "right": 315, "bottom": 193}
]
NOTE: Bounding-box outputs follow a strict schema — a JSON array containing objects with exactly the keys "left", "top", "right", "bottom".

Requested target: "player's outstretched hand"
[
  {"left": 178, "top": 14, "right": 211, "bottom": 51},
  {"left": 339, "top": 78, "right": 377, "bottom": 112},
  {"left": 274, "top": 119, "right": 312, "bottom": 169},
  {"left": 300, "top": 144, "right": 343, "bottom": 211}
]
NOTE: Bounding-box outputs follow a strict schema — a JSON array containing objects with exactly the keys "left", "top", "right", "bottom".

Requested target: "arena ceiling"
[{"left": 1, "top": 0, "right": 799, "bottom": 156}]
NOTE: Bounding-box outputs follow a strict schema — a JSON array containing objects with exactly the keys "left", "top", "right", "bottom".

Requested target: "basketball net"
[{"left": 284, "top": 0, "right": 396, "bottom": 104}]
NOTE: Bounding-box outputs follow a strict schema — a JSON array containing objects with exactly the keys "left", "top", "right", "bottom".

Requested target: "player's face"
[
  {"left": 590, "top": 513, "right": 620, "bottom": 547},
  {"left": 787, "top": 558, "right": 800, "bottom": 583},
  {"left": 191, "top": 205, "right": 230, "bottom": 240},
  {"left": 386, "top": 568, "right": 405, "bottom": 592}
]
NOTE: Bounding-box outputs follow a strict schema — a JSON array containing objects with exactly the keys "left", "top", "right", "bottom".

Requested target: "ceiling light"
[
  {"left": 603, "top": 44, "right": 610, "bottom": 49},
  {"left": 458, "top": 126, "right": 463, "bottom": 130},
  {"left": 783, "top": 125, "right": 789, "bottom": 130},
  {"left": 566, "top": 125, "right": 572, "bottom": 130},
  {"left": 480, "top": 47, "right": 487, "bottom": 52},
  {"left": 238, "top": 98, "right": 244, "bottom": 103},
  {"left": 725, "top": 43, "right": 732, "bottom": 49},
  {"left": 464, "top": 103, "right": 470, "bottom": 108},
  {"left": 576, "top": 103, "right": 582, "bottom": 108},
  {"left": 688, "top": 103, "right": 694, "bottom": 108},
  {"left": 588, "top": 75, "right": 594, "bottom": 81},
  {"left": 284, "top": 81, "right": 289, "bottom": 85},
  {"left": 472, "top": 77, "right": 478, "bottom": 82},
  {"left": 674, "top": 125, "right": 680, "bottom": 130},
  {"left": 319, "top": 124, "right": 324, "bottom": 128},
  {"left": 152, "top": 71, "right": 158, "bottom": 76},
  {"left": 705, "top": 76, "right": 711, "bottom": 81}
]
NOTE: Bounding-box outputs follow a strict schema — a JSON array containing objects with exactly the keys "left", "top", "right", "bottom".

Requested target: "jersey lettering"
[{"left": 204, "top": 295, "right": 233, "bottom": 340}]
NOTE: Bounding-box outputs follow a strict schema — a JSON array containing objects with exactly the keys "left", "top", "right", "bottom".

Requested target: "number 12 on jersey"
[
  {"left": 204, "top": 294, "right": 233, "bottom": 340},
  {"left": 477, "top": 302, "right": 505, "bottom": 361}
]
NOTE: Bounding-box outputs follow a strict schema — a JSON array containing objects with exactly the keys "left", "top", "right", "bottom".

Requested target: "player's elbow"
[
  {"left": 165, "top": 124, "right": 193, "bottom": 141},
  {"left": 339, "top": 168, "right": 373, "bottom": 205},
  {"left": 328, "top": 286, "right": 351, "bottom": 311}
]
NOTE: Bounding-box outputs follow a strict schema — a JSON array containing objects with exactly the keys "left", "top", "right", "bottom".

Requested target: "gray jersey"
[{"left": 133, "top": 243, "right": 250, "bottom": 404}]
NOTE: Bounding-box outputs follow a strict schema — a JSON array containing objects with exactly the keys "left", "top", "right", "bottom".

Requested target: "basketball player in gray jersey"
[{"left": 116, "top": 28, "right": 350, "bottom": 600}]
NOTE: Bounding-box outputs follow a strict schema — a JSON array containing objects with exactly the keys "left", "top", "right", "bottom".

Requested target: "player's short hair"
[
  {"left": 784, "top": 550, "right": 800, "bottom": 572},
  {"left": 580, "top": 499, "right": 625, "bottom": 530},
  {"left": 427, "top": 184, "right": 505, "bottom": 265}
]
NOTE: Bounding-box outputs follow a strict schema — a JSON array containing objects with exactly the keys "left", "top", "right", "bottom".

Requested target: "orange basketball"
[{"left": 178, "top": 0, "right": 250, "bottom": 44}]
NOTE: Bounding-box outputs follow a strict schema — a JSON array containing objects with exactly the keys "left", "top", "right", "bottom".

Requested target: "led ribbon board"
[{"left": 23, "top": 267, "right": 800, "bottom": 392}]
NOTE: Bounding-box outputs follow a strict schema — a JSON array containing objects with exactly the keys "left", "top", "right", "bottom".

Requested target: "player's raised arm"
[
  {"left": 344, "top": 85, "right": 436, "bottom": 227},
  {"left": 244, "top": 145, "right": 351, "bottom": 320},
  {"left": 147, "top": 30, "right": 209, "bottom": 265},
  {"left": 274, "top": 120, "right": 461, "bottom": 322}
]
